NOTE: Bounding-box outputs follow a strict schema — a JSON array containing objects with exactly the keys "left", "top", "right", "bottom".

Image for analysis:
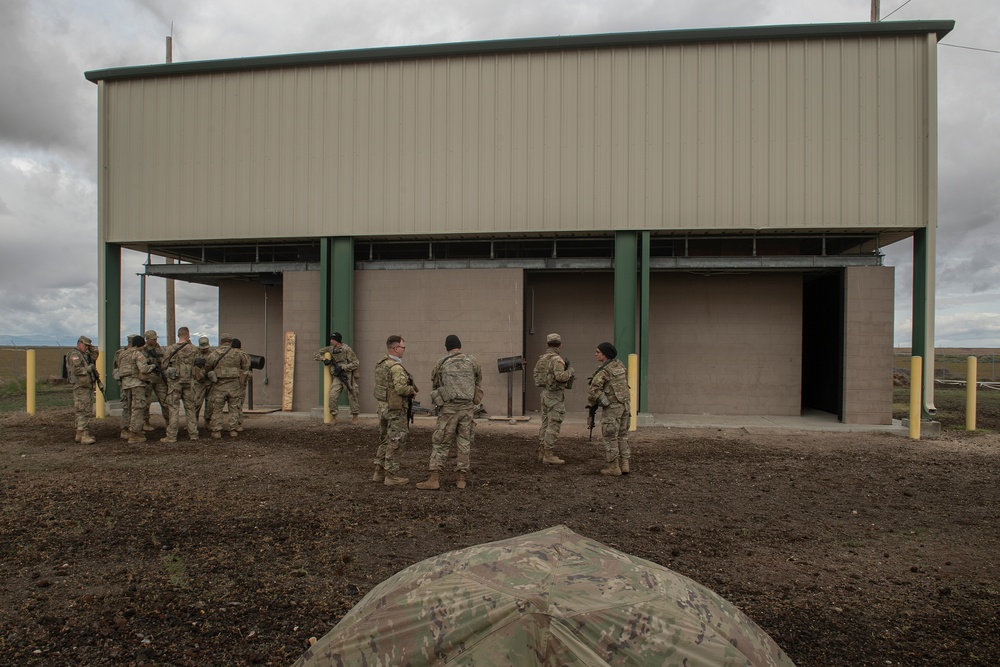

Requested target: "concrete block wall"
[
  {"left": 523, "top": 273, "right": 615, "bottom": 413},
  {"left": 219, "top": 280, "right": 285, "bottom": 409},
  {"left": 648, "top": 273, "right": 803, "bottom": 416},
  {"left": 842, "top": 265, "right": 894, "bottom": 424},
  {"left": 355, "top": 268, "right": 525, "bottom": 416}
]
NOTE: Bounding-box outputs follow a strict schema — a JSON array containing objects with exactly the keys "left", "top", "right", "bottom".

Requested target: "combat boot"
[
  {"left": 620, "top": 458, "right": 630, "bottom": 474},
  {"left": 120, "top": 430, "right": 129, "bottom": 440},
  {"left": 74, "top": 430, "right": 83, "bottom": 443},
  {"left": 142, "top": 422, "right": 154, "bottom": 432},
  {"left": 541, "top": 452, "right": 565, "bottom": 465},
  {"left": 160, "top": 436, "right": 177, "bottom": 444},
  {"left": 600, "top": 461, "right": 622, "bottom": 476},
  {"left": 537, "top": 446, "right": 544, "bottom": 462},
  {"left": 383, "top": 473, "right": 409, "bottom": 486},
  {"left": 456, "top": 471, "right": 467, "bottom": 489},
  {"left": 80, "top": 431, "right": 96, "bottom": 445},
  {"left": 211, "top": 431, "right": 222, "bottom": 440},
  {"left": 229, "top": 430, "right": 238, "bottom": 437},
  {"left": 351, "top": 414, "right": 359, "bottom": 425},
  {"left": 372, "top": 466, "right": 386, "bottom": 482},
  {"left": 127, "top": 433, "right": 147, "bottom": 444},
  {"left": 415, "top": 472, "right": 440, "bottom": 490}
]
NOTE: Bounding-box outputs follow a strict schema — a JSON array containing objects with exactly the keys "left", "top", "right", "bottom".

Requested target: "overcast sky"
[{"left": 1, "top": 0, "right": 997, "bottom": 348}]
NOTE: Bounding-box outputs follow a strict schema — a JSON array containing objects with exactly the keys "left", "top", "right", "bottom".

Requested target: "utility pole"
[
  {"left": 165, "top": 30, "right": 176, "bottom": 345},
  {"left": 871, "top": 0, "right": 880, "bottom": 22}
]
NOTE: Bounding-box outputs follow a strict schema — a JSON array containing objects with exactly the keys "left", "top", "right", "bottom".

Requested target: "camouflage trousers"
[
  {"left": 328, "top": 376, "right": 360, "bottom": 418},
  {"left": 164, "top": 381, "right": 200, "bottom": 439},
  {"left": 193, "top": 382, "right": 211, "bottom": 424},
  {"left": 375, "top": 405, "right": 409, "bottom": 474},
  {"left": 123, "top": 386, "right": 147, "bottom": 435},
  {"left": 145, "top": 380, "right": 169, "bottom": 425},
  {"left": 429, "top": 402, "right": 475, "bottom": 472},
  {"left": 72, "top": 385, "right": 94, "bottom": 431},
  {"left": 208, "top": 379, "right": 241, "bottom": 433},
  {"left": 120, "top": 387, "right": 133, "bottom": 432},
  {"left": 601, "top": 402, "right": 631, "bottom": 463},
  {"left": 538, "top": 389, "right": 566, "bottom": 451}
]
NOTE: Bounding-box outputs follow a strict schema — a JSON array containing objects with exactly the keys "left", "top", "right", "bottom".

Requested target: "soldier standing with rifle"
[
  {"left": 141, "top": 330, "right": 169, "bottom": 431},
  {"left": 372, "top": 335, "right": 417, "bottom": 486},
  {"left": 416, "top": 335, "right": 483, "bottom": 490},
  {"left": 113, "top": 334, "right": 137, "bottom": 440},
  {"left": 160, "top": 326, "right": 201, "bottom": 443},
  {"left": 587, "top": 342, "right": 631, "bottom": 476},
  {"left": 313, "top": 332, "right": 361, "bottom": 425},
  {"left": 191, "top": 336, "right": 213, "bottom": 426},
  {"left": 118, "top": 335, "right": 155, "bottom": 444},
  {"left": 66, "top": 335, "right": 102, "bottom": 444},
  {"left": 532, "top": 333, "right": 576, "bottom": 465},
  {"left": 204, "top": 333, "right": 250, "bottom": 439}
]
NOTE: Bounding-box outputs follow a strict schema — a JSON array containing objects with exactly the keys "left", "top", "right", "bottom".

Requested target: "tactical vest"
[
  {"left": 164, "top": 341, "right": 197, "bottom": 382},
  {"left": 600, "top": 359, "right": 630, "bottom": 403},
  {"left": 373, "top": 357, "right": 395, "bottom": 403},
  {"left": 213, "top": 346, "right": 242, "bottom": 379},
  {"left": 437, "top": 353, "right": 477, "bottom": 403}
]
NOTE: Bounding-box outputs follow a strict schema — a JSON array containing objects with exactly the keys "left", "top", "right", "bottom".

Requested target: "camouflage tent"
[{"left": 292, "top": 525, "right": 795, "bottom": 666}]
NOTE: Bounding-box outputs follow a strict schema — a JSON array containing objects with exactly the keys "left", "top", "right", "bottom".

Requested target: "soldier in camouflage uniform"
[
  {"left": 417, "top": 335, "right": 482, "bottom": 490},
  {"left": 532, "top": 333, "right": 576, "bottom": 465},
  {"left": 113, "top": 334, "right": 138, "bottom": 439},
  {"left": 160, "top": 326, "right": 201, "bottom": 443},
  {"left": 191, "top": 336, "right": 213, "bottom": 426},
  {"left": 141, "top": 330, "right": 169, "bottom": 431},
  {"left": 231, "top": 338, "right": 251, "bottom": 432},
  {"left": 313, "top": 332, "right": 361, "bottom": 425},
  {"left": 204, "top": 333, "right": 250, "bottom": 439},
  {"left": 66, "top": 335, "right": 101, "bottom": 444},
  {"left": 587, "top": 342, "right": 631, "bottom": 476},
  {"left": 118, "top": 335, "right": 155, "bottom": 444},
  {"left": 372, "top": 335, "right": 417, "bottom": 486}
]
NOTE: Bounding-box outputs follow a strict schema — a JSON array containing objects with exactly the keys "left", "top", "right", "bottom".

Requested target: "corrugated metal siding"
[{"left": 103, "top": 35, "right": 932, "bottom": 243}]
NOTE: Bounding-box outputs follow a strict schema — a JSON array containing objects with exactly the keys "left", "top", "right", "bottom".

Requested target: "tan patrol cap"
[
  {"left": 144, "top": 329, "right": 158, "bottom": 340},
  {"left": 219, "top": 333, "right": 233, "bottom": 343},
  {"left": 198, "top": 336, "right": 211, "bottom": 349},
  {"left": 78, "top": 335, "right": 93, "bottom": 346},
  {"left": 546, "top": 333, "right": 562, "bottom": 344}
]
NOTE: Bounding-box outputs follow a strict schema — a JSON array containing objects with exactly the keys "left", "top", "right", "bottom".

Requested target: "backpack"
[{"left": 533, "top": 355, "right": 552, "bottom": 388}]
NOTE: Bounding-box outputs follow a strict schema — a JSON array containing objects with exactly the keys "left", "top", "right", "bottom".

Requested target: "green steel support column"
[
  {"left": 614, "top": 231, "right": 638, "bottom": 362},
  {"left": 912, "top": 228, "right": 937, "bottom": 420},
  {"left": 331, "top": 237, "right": 355, "bottom": 340},
  {"left": 319, "top": 238, "right": 332, "bottom": 399},
  {"left": 329, "top": 237, "right": 355, "bottom": 408},
  {"left": 100, "top": 242, "right": 122, "bottom": 400},
  {"left": 639, "top": 231, "right": 650, "bottom": 413}
]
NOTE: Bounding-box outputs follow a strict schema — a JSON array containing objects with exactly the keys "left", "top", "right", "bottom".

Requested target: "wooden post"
[{"left": 282, "top": 331, "right": 296, "bottom": 411}]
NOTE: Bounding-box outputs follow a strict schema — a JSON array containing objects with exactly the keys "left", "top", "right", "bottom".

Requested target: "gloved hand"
[
  {"left": 323, "top": 358, "right": 332, "bottom": 366},
  {"left": 86, "top": 364, "right": 95, "bottom": 373},
  {"left": 207, "top": 370, "right": 218, "bottom": 383}
]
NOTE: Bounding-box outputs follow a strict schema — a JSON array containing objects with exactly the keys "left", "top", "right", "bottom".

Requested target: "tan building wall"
[
  {"left": 648, "top": 273, "right": 803, "bottom": 416},
  {"left": 522, "top": 273, "right": 615, "bottom": 414},
  {"left": 843, "top": 266, "right": 895, "bottom": 424},
  {"left": 218, "top": 280, "right": 286, "bottom": 409},
  {"left": 354, "top": 268, "right": 525, "bottom": 416},
  {"left": 97, "top": 31, "right": 937, "bottom": 244}
]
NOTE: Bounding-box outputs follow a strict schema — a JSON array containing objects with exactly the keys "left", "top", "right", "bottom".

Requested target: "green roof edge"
[{"left": 85, "top": 20, "right": 956, "bottom": 84}]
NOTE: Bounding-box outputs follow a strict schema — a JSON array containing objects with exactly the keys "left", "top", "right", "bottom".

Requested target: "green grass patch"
[
  {"left": 893, "top": 385, "right": 1000, "bottom": 432},
  {"left": 0, "top": 380, "right": 73, "bottom": 413}
]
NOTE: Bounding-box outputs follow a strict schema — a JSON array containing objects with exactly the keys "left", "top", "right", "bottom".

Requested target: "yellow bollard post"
[
  {"left": 95, "top": 349, "right": 106, "bottom": 419},
  {"left": 323, "top": 352, "right": 333, "bottom": 424},
  {"left": 26, "top": 349, "right": 36, "bottom": 416},
  {"left": 627, "top": 353, "right": 638, "bottom": 432},
  {"left": 909, "top": 356, "right": 922, "bottom": 440},
  {"left": 966, "top": 355, "right": 977, "bottom": 431}
]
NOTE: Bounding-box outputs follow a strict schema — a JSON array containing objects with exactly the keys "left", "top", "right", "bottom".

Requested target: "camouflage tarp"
[{"left": 291, "top": 525, "right": 796, "bottom": 666}]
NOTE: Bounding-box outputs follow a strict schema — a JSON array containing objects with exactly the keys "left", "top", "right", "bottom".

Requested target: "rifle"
[
  {"left": 89, "top": 364, "right": 106, "bottom": 400},
  {"left": 587, "top": 403, "right": 598, "bottom": 441},
  {"left": 407, "top": 396, "right": 414, "bottom": 424},
  {"left": 144, "top": 347, "right": 168, "bottom": 385}
]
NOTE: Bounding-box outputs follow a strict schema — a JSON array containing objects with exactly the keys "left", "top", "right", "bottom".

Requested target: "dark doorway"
[{"left": 802, "top": 271, "right": 844, "bottom": 419}]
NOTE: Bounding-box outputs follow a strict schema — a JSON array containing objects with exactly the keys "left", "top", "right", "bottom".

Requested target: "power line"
[
  {"left": 941, "top": 43, "right": 1000, "bottom": 55},
  {"left": 881, "top": 0, "right": 915, "bottom": 21}
]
